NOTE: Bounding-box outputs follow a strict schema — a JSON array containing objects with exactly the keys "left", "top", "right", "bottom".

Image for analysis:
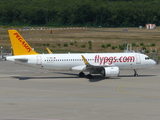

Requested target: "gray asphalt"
[{"left": 0, "top": 61, "right": 159, "bottom": 120}]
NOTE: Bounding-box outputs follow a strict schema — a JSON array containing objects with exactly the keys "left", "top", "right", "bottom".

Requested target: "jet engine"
[{"left": 101, "top": 67, "right": 119, "bottom": 77}]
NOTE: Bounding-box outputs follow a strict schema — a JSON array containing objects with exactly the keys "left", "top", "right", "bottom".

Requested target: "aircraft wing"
[
  {"left": 46, "top": 47, "right": 53, "bottom": 54},
  {"left": 71, "top": 55, "right": 115, "bottom": 71},
  {"left": 80, "top": 55, "right": 120, "bottom": 77}
]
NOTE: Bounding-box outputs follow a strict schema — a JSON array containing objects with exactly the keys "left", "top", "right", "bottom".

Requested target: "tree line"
[{"left": 0, "top": 0, "right": 160, "bottom": 27}]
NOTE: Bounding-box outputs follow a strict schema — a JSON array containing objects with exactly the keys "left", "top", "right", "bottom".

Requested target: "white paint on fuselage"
[{"left": 6, "top": 53, "right": 156, "bottom": 71}]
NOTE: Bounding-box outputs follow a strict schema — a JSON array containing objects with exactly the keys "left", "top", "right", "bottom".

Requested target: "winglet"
[
  {"left": 8, "top": 30, "right": 39, "bottom": 56},
  {"left": 46, "top": 47, "right": 53, "bottom": 54},
  {"left": 81, "top": 55, "right": 90, "bottom": 65}
]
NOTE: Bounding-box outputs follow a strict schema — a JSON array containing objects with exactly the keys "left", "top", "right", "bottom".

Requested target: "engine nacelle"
[{"left": 101, "top": 67, "right": 119, "bottom": 77}]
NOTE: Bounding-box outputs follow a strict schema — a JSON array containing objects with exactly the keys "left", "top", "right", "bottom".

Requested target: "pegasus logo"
[{"left": 14, "top": 33, "right": 32, "bottom": 52}]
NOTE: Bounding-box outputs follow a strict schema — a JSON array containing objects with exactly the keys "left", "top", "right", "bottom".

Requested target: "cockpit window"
[{"left": 145, "top": 57, "right": 150, "bottom": 60}]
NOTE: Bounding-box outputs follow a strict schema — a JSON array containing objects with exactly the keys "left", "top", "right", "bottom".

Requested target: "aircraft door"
[
  {"left": 37, "top": 56, "right": 42, "bottom": 65},
  {"left": 135, "top": 54, "right": 141, "bottom": 64}
]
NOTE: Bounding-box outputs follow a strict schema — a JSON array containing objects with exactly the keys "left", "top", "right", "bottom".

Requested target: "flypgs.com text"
[{"left": 94, "top": 55, "right": 135, "bottom": 65}]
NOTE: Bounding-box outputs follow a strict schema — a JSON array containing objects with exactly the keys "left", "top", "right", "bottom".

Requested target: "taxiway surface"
[{"left": 0, "top": 61, "right": 159, "bottom": 120}]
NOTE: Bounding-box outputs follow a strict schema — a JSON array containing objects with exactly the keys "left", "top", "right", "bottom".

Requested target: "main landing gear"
[
  {"left": 86, "top": 74, "right": 93, "bottom": 79},
  {"left": 134, "top": 69, "right": 138, "bottom": 76},
  {"left": 79, "top": 72, "right": 85, "bottom": 77},
  {"left": 79, "top": 72, "right": 93, "bottom": 79}
]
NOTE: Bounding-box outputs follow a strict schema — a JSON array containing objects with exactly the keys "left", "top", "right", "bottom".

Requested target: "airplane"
[{"left": 6, "top": 30, "right": 156, "bottom": 79}]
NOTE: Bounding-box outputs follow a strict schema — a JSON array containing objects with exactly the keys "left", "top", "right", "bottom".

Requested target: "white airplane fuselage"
[
  {"left": 6, "top": 30, "right": 157, "bottom": 78},
  {"left": 7, "top": 53, "right": 156, "bottom": 72}
]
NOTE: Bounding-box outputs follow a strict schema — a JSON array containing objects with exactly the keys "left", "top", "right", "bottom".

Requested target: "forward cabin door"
[{"left": 135, "top": 54, "right": 141, "bottom": 64}]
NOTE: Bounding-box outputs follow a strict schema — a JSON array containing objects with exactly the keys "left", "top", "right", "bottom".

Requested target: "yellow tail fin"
[{"left": 8, "top": 30, "right": 39, "bottom": 55}]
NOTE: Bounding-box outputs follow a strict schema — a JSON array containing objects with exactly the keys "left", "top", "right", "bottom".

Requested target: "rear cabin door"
[{"left": 37, "top": 56, "right": 42, "bottom": 65}]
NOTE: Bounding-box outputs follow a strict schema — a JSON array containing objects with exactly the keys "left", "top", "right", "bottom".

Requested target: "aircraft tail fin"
[{"left": 8, "top": 30, "right": 39, "bottom": 56}]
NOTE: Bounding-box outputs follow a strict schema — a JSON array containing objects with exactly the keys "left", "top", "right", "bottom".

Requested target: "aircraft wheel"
[
  {"left": 79, "top": 72, "right": 85, "bottom": 77},
  {"left": 87, "top": 74, "right": 93, "bottom": 79}
]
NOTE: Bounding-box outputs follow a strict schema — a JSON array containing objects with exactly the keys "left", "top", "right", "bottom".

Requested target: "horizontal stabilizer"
[{"left": 15, "top": 59, "right": 28, "bottom": 63}]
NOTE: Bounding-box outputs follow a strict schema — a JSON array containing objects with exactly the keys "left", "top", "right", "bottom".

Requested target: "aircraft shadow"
[
  {"left": 119, "top": 75, "right": 157, "bottom": 77},
  {"left": 12, "top": 76, "right": 81, "bottom": 80},
  {"left": 55, "top": 72, "right": 121, "bottom": 82},
  {"left": 54, "top": 72, "right": 79, "bottom": 76},
  {"left": 11, "top": 71, "right": 121, "bottom": 82},
  {"left": 12, "top": 76, "right": 120, "bottom": 82},
  {"left": 11, "top": 73, "right": 156, "bottom": 82}
]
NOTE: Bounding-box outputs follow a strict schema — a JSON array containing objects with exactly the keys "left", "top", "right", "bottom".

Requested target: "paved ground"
[{"left": 0, "top": 61, "right": 159, "bottom": 120}]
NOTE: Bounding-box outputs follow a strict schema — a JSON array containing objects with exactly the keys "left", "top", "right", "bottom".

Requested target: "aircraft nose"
[{"left": 152, "top": 60, "right": 157, "bottom": 65}]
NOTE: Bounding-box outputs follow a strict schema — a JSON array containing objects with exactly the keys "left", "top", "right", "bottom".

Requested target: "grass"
[{"left": 0, "top": 27, "right": 160, "bottom": 56}]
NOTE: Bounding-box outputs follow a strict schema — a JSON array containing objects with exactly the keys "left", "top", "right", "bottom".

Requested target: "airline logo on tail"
[
  {"left": 13, "top": 32, "right": 32, "bottom": 52},
  {"left": 8, "top": 30, "right": 39, "bottom": 55}
]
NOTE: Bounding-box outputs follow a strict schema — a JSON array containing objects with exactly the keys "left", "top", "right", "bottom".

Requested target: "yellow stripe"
[{"left": 117, "top": 82, "right": 160, "bottom": 99}]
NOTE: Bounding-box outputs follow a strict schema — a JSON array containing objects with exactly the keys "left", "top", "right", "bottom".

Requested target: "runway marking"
[
  {"left": 117, "top": 82, "right": 160, "bottom": 99},
  {"left": 73, "top": 105, "right": 91, "bottom": 118},
  {"left": 92, "top": 105, "right": 108, "bottom": 119}
]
